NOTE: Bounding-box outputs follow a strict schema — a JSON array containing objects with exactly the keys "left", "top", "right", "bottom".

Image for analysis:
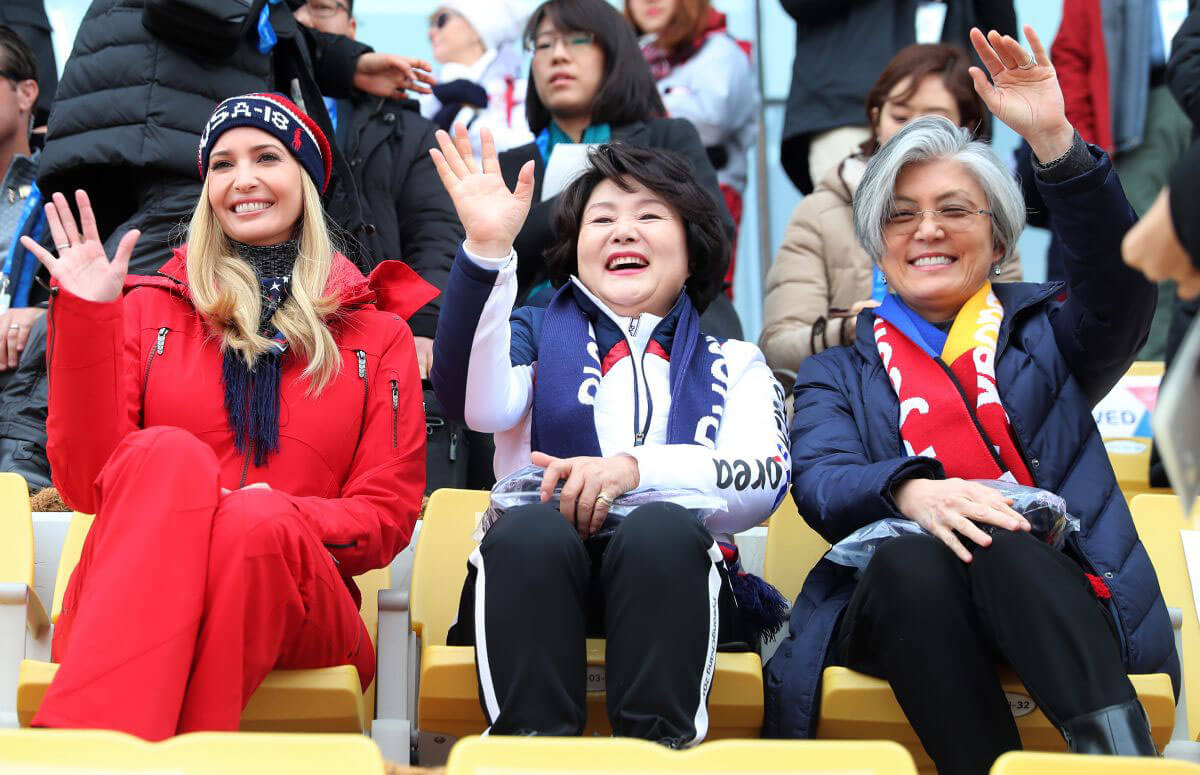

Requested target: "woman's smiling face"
[
  {"left": 575, "top": 177, "right": 689, "bottom": 318},
  {"left": 206, "top": 126, "right": 304, "bottom": 246},
  {"left": 879, "top": 157, "right": 1001, "bottom": 322}
]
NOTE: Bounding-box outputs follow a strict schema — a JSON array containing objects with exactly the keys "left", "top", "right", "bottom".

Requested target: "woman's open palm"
[
  {"left": 20, "top": 190, "right": 139, "bottom": 304},
  {"left": 968, "top": 25, "right": 1071, "bottom": 157},
  {"left": 430, "top": 124, "right": 534, "bottom": 258}
]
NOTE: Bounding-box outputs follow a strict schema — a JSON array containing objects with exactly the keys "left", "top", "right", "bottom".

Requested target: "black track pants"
[
  {"left": 835, "top": 530, "right": 1135, "bottom": 775},
  {"left": 448, "top": 501, "right": 746, "bottom": 745}
]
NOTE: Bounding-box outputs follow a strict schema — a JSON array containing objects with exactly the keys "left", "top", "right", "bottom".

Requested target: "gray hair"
[{"left": 852, "top": 115, "right": 1025, "bottom": 266}]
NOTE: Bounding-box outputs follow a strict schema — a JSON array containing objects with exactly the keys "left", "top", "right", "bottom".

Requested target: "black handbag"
[
  {"left": 142, "top": 0, "right": 265, "bottom": 59},
  {"left": 423, "top": 381, "right": 469, "bottom": 494}
]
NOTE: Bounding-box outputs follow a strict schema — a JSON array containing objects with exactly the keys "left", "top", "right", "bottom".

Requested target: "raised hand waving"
[
  {"left": 429, "top": 124, "right": 535, "bottom": 259},
  {"left": 968, "top": 25, "right": 1075, "bottom": 164},
  {"left": 20, "top": 190, "right": 140, "bottom": 304}
]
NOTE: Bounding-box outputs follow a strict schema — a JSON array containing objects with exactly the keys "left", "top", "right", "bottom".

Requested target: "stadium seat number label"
[
  {"left": 586, "top": 666, "right": 606, "bottom": 693},
  {"left": 1005, "top": 692, "right": 1036, "bottom": 717}
]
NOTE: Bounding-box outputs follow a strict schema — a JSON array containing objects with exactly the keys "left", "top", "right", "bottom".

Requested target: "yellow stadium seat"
[
  {"left": 445, "top": 735, "right": 918, "bottom": 774},
  {"left": 818, "top": 667, "right": 1174, "bottom": 769},
  {"left": 1106, "top": 436, "right": 1172, "bottom": 503},
  {"left": 1098, "top": 361, "right": 1168, "bottom": 502},
  {"left": 0, "top": 728, "right": 385, "bottom": 774},
  {"left": 991, "top": 750, "right": 1200, "bottom": 774},
  {"left": 1132, "top": 493, "right": 1200, "bottom": 740},
  {"left": 1126, "top": 361, "right": 1166, "bottom": 379},
  {"left": 411, "top": 488, "right": 764, "bottom": 763},
  {"left": 16, "top": 511, "right": 390, "bottom": 733},
  {"left": 0, "top": 472, "right": 49, "bottom": 728},
  {"left": 762, "top": 495, "right": 829, "bottom": 604},
  {"left": 760, "top": 498, "right": 1176, "bottom": 768}
]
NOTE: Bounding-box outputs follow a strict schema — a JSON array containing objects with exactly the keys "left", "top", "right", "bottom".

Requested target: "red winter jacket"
[
  {"left": 1052, "top": 0, "right": 1114, "bottom": 154},
  {"left": 46, "top": 248, "right": 435, "bottom": 595}
]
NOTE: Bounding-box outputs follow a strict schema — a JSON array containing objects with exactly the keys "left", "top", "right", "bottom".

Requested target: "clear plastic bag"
[
  {"left": 825, "top": 479, "right": 1081, "bottom": 572},
  {"left": 475, "top": 464, "right": 726, "bottom": 541}
]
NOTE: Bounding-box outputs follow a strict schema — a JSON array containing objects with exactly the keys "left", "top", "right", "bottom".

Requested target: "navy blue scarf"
[
  {"left": 221, "top": 239, "right": 296, "bottom": 467},
  {"left": 530, "top": 282, "right": 727, "bottom": 458}
]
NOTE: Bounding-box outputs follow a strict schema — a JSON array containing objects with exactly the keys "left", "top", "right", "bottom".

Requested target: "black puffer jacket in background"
[
  {"left": 779, "top": 0, "right": 1016, "bottom": 194},
  {"left": 341, "top": 95, "right": 462, "bottom": 339},
  {"left": 37, "top": 0, "right": 373, "bottom": 270},
  {"left": 1167, "top": 1, "right": 1200, "bottom": 130}
]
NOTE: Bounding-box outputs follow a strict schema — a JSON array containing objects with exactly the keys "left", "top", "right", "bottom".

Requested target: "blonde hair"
[{"left": 186, "top": 173, "right": 342, "bottom": 393}]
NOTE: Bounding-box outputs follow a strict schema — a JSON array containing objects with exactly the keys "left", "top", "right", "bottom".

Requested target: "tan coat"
[{"left": 759, "top": 155, "right": 1024, "bottom": 389}]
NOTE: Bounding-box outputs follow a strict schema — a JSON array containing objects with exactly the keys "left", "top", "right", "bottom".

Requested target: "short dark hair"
[
  {"left": 547, "top": 143, "right": 728, "bottom": 312},
  {"left": 523, "top": 0, "right": 665, "bottom": 135},
  {"left": 862, "top": 43, "right": 987, "bottom": 155},
  {"left": 0, "top": 25, "right": 37, "bottom": 84}
]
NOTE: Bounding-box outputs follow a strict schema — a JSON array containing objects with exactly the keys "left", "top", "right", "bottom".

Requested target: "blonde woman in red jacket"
[{"left": 19, "top": 93, "right": 431, "bottom": 740}]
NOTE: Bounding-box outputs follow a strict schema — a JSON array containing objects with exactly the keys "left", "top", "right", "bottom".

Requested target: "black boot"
[{"left": 1060, "top": 699, "right": 1158, "bottom": 756}]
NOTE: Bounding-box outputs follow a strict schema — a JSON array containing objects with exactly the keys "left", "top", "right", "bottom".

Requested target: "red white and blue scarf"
[
  {"left": 530, "top": 282, "right": 726, "bottom": 458},
  {"left": 872, "top": 283, "right": 1033, "bottom": 485}
]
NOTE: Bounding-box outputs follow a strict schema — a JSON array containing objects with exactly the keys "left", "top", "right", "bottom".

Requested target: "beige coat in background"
[{"left": 760, "top": 155, "right": 1024, "bottom": 391}]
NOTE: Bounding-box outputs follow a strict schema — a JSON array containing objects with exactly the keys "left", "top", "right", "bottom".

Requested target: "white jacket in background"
[
  {"left": 420, "top": 45, "right": 535, "bottom": 154},
  {"left": 653, "top": 33, "right": 758, "bottom": 195}
]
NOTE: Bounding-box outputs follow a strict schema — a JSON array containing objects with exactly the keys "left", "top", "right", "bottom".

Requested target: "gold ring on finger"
[{"left": 596, "top": 492, "right": 613, "bottom": 506}]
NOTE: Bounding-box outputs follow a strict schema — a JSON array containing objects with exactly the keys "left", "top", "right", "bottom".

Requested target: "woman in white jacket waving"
[{"left": 429, "top": 126, "right": 788, "bottom": 745}]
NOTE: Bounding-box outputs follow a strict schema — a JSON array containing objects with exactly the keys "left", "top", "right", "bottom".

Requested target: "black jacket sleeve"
[
  {"left": 778, "top": 0, "right": 864, "bottom": 24},
  {"left": 303, "top": 27, "right": 373, "bottom": 99},
  {"left": 971, "top": 0, "right": 1018, "bottom": 38},
  {"left": 1169, "top": 139, "right": 1200, "bottom": 271},
  {"left": 1168, "top": 3, "right": 1200, "bottom": 126},
  {"left": 394, "top": 114, "right": 465, "bottom": 338},
  {"left": 653, "top": 118, "right": 737, "bottom": 243}
]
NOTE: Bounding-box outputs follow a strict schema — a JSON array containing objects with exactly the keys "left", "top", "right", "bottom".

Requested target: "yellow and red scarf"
[{"left": 872, "top": 283, "right": 1033, "bottom": 485}]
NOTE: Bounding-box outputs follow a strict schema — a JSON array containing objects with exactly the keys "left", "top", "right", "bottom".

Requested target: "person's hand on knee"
[
  {"left": 893, "top": 477, "right": 1030, "bottom": 562},
  {"left": 531, "top": 451, "right": 640, "bottom": 538}
]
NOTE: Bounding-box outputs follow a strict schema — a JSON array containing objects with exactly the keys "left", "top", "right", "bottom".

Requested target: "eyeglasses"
[
  {"left": 884, "top": 206, "right": 993, "bottom": 236},
  {"left": 304, "top": 0, "right": 349, "bottom": 19},
  {"left": 430, "top": 10, "right": 456, "bottom": 29},
  {"left": 528, "top": 31, "right": 597, "bottom": 57}
]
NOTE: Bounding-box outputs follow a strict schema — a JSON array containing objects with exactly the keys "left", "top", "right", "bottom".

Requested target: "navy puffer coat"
[{"left": 763, "top": 147, "right": 1179, "bottom": 738}]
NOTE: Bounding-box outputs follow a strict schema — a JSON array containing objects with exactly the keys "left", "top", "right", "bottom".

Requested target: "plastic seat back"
[
  {"left": 1131, "top": 493, "right": 1200, "bottom": 739},
  {"left": 50, "top": 513, "right": 93, "bottom": 623},
  {"left": 0, "top": 728, "right": 386, "bottom": 774},
  {"left": 1124, "top": 361, "right": 1166, "bottom": 378},
  {"left": 762, "top": 497, "right": 829, "bottom": 604},
  {"left": 411, "top": 488, "right": 489, "bottom": 647},
  {"left": 445, "top": 736, "right": 918, "bottom": 773},
  {"left": 991, "top": 750, "right": 1199, "bottom": 774},
  {"left": 0, "top": 472, "right": 33, "bottom": 588}
]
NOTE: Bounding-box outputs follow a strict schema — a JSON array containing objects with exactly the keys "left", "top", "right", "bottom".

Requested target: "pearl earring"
[{"left": 993, "top": 264, "right": 1002, "bottom": 276}]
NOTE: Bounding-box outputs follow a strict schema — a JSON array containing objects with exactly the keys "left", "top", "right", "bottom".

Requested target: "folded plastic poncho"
[
  {"left": 825, "top": 479, "right": 1081, "bottom": 573},
  {"left": 478, "top": 464, "right": 726, "bottom": 540}
]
